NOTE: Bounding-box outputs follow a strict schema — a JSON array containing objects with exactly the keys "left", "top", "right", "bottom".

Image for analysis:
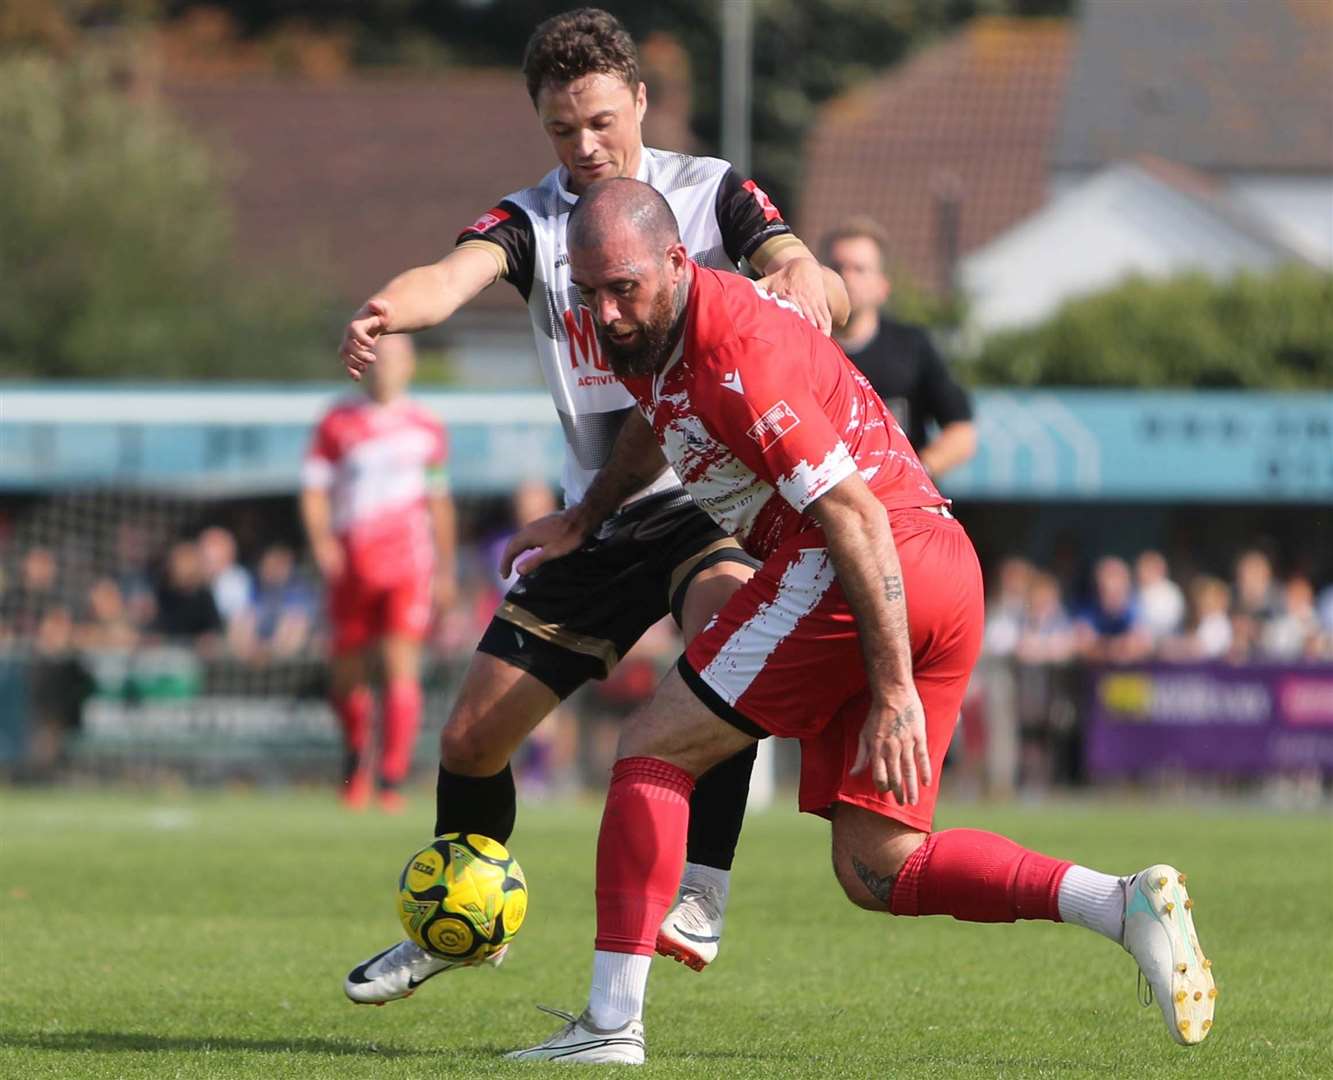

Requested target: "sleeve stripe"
[
  {"left": 747, "top": 234, "right": 805, "bottom": 272},
  {"left": 457, "top": 238, "right": 508, "bottom": 283},
  {"left": 301, "top": 459, "right": 334, "bottom": 489}
]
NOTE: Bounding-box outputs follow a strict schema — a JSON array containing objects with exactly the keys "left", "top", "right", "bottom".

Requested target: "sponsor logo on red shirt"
[
  {"left": 742, "top": 180, "right": 782, "bottom": 223},
  {"left": 746, "top": 400, "right": 800, "bottom": 451},
  {"left": 463, "top": 207, "right": 511, "bottom": 234}
]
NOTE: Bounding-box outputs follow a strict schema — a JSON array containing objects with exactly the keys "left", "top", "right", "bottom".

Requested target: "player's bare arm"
[
  {"left": 807, "top": 473, "right": 929, "bottom": 806},
  {"left": 341, "top": 245, "right": 503, "bottom": 380},
  {"left": 428, "top": 491, "right": 459, "bottom": 611},
  {"left": 299, "top": 487, "right": 344, "bottom": 581},
  {"left": 499, "top": 410, "right": 667, "bottom": 578},
  {"left": 751, "top": 239, "right": 850, "bottom": 335},
  {"left": 919, "top": 419, "right": 978, "bottom": 478}
]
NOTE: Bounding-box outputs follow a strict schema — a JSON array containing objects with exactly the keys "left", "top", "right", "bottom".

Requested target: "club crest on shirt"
[
  {"left": 463, "top": 207, "right": 510, "bottom": 234},
  {"left": 742, "top": 180, "right": 782, "bottom": 223},
  {"left": 746, "top": 400, "right": 800, "bottom": 452}
]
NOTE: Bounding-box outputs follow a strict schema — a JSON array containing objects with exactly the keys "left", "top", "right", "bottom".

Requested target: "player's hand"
[
  {"left": 340, "top": 298, "right": 394, "bottom": 381},
  {"left": 499, "top": 509, "right": 587, "bottom": 578},
  {"left": 849, "top": 684, "right": 931, "bottom": 806},
  {"left": 756, "top": 256, "right": 833, "bottom": 336},
  {"left": 311, "top": 537, "right": 345, "bottom": 582}
]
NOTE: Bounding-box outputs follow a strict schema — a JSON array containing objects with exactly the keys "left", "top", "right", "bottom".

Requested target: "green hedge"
[{"left": 961, "top": 268, "right": 1333, "bottom": 389}]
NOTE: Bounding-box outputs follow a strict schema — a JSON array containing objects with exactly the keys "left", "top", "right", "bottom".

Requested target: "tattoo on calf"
[{"left": 852, "top": 855, "right": 897, "bottom": 905}]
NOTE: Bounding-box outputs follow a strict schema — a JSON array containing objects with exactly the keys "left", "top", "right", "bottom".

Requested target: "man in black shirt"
[{"left": 824, "top": 218, "right": 976, "bottom": 478}]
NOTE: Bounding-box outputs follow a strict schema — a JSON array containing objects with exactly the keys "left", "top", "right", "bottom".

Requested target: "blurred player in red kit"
[
  {"left": 301, "top": 334, "right": 457, "bottom": 812},
  {"left": 505, "top": 180, "right": 1215, "bottom": 1064}
]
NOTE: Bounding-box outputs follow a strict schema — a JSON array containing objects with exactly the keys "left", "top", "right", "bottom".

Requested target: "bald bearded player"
[{"left": 504, "top": 179, "right": 1216, "bottom": 1064}]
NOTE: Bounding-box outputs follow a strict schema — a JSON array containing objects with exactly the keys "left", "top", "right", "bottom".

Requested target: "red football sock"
[
  {"left": 334, "top": 685, "right": 373, "bottom": 767},
  {"left": 379, "top": 679, "right": 422, "bottom": 785},
  {"left": 595, "top": 756, "right": 695, "bottom": 955},
  {"left": 889, "top": 828, "right": 1071, "bottom": 922}
]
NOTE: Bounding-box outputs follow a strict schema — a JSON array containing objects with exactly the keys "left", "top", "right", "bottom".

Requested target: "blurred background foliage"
[
  {"left": 0, "top": 51, "right": 332, "bottom": 379},
  {"left": 962, "top": 268, "right": 1333, "bottom": 389},
  {"left": 2, "top": 0, "right": 1072, "bottom": 227}
]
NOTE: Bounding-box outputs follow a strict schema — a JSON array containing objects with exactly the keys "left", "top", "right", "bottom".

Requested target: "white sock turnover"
[
  {"left": 588, "top": 950, "right": 651, "bottom": 1030},
  {"left": 1057, "top": 864, "right": 1127, "bottom": 943},
  {"left": 681, "top": 861, "right": 731, "bottom": 903}
]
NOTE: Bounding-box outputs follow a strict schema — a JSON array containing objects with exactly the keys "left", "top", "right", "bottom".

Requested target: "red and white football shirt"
[
  {"left": 302, "top": 396, "right": 448, "bottom": 587},
  {"left": 623, "top": 266, "right": 946, "bottom": 560}
]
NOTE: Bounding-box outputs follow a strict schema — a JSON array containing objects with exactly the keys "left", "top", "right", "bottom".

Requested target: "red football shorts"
[
  {"left": 681, "top": 508, "right": 984, "bottom": 832},
  {"left": 329, "top": 571, "right": 432, "bottom": 655}
]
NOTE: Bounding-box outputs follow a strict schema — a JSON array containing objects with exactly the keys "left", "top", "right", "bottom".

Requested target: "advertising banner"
[{"left": 1086, "top": 663, "right": 1333, "bottom": 776}]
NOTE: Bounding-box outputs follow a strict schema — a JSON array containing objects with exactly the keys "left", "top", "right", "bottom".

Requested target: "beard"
[{"left": 598, "top": 277, "right": 687, "bottom": 379}]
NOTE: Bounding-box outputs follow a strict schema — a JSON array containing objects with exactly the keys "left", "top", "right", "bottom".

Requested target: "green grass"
[{"left": 0, "top": 789, "right": 1329, "bottom": 1078}]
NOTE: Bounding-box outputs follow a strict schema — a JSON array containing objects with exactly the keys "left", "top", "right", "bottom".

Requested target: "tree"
[
  {"left": 149, "top": 0, "right": 1073, "bottom": 212},
  {"left": 960, "top": 269, "right": 1333, "bottom": 389},
  {"left": 0, "top": 54, "right": 335, "bottom": 380}
]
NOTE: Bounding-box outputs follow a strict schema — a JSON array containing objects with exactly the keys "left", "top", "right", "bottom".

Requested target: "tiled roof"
[
  {"left": 161, "top": 71, "right": 695, "bottom": 313},
  {"left": 162, "top": 73, "right": 546, "bottom": 312},
  {"left": 799, "top": 18, "right": 1074, "bottom": 295},
  {"left": 1052, "top": 0, "right": 1333, "bottom": 174}
]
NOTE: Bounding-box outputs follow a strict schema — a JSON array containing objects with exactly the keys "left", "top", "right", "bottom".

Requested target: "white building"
[
  {"left": 960, "top": 0, "right": 1332, "bottom": 333},
  {"left": 961, "top": 158, "right": 1312, "bottom": 332}
]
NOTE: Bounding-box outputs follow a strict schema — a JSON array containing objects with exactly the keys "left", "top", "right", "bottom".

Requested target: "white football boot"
[
  {"left": 506, "top": 1006, "right": 645, "bottom": 1065},
  {"left": 655, "top": 878, "right": 725, "bottom": 971},
  {"left": 343, "top": 939, "right": 507, "bottom": 1005},
  {"left": 1121, "top": 864, "right": 1216, "bottom": 1045}
]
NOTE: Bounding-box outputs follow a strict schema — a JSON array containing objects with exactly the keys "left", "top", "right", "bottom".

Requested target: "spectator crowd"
[
  {"left": 4, "top": 513, "right": 1332, "bottom": 669},
  {"left": 0, "top": 487, "right": 568, "bottom": 669},
  {"left": 984, "top": 548, "right": 1333, "bottom": 667}
]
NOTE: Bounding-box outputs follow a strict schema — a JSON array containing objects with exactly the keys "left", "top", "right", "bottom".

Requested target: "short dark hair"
[
  {"left": 821, "top": 216, "right": 892, "bottom": 273},
  {"left": 522, "top": 8, "right": 640, "bottom": 104}
]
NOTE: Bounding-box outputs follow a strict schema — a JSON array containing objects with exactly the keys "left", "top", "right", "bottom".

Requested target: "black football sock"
[
  {"left": 684, "top": 742, "right": 758, "bottom": 871},
  {"left": 433, "top": 764, "right": 517, "bottom": 843}
]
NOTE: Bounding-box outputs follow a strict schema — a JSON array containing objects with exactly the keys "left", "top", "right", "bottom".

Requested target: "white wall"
[
  {"left": 960, "top": 164, "right": 1290, "bottom": 333},
  {"left": 1227, "top": 174, "right": 1333, "bottom": 268}
]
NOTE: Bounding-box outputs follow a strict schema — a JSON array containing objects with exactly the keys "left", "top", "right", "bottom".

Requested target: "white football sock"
[
  {"left": 681, "top": 861, "right": 731, "bottom": 903},
  {"left": 1058, "top": 864, "right": 1126, "bottom": 943},
  {"left": 588, "top": 950, "right": 651, "bottom": 1030}
]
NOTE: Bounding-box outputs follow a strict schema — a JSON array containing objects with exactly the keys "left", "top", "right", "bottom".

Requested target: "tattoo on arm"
[
  {"left": 884, "top": 574, "right": 903, "bottom": 602},
  {"left": 852, "top": 855, "right": 898, "bottom": 906}
]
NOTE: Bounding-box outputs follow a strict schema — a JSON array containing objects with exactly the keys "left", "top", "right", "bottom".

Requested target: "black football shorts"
[{"left": 477, "top": 489, "right": 758, "bottom": 699}]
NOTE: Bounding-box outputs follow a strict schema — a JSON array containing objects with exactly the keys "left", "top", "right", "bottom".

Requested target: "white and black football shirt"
[{"left": 457, "top": 147, "right": 795, "bottom": 505}]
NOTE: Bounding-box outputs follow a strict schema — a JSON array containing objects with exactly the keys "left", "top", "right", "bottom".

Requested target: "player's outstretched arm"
[
  {"left": 500, "top": 410, "right": 668, "bottom": 578},
  {"left": 299, "top": 487, "right": 344, "bottom": 583},
  {"left": 429, "top": 491, "right": 459, "bottom": 611},
  {"left": 808, "top": 475, "right": 928, "bottom": 806},
  {"left": 751, "top": 240, "right": 850, "bottom": 335},
  {"left": 341, "top": 245, "right": 503, "bottom": 380}
]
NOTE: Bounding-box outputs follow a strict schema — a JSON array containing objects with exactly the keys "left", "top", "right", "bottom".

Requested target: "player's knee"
[
  {"left": 831, "top": 849, "right": 896, "bottom": 912},
  {"left": 438, "top": 701, "right": 501, "bottom": 775},
  {"left": 614, "top": 710, "right": 670, "bottom": 761},
  {"left": 829, "top": 810, "right": 928, "bottom": 913}
]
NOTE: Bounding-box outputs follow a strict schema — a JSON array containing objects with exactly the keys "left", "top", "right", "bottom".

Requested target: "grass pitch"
[{"left": 0, "top": 788, "right": 1329, "bottom": 1078}]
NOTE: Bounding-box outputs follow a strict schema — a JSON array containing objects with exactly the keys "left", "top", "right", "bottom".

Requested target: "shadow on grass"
[{"left": 6, "top": 1030, "right": 424, "bottom": 1058}]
